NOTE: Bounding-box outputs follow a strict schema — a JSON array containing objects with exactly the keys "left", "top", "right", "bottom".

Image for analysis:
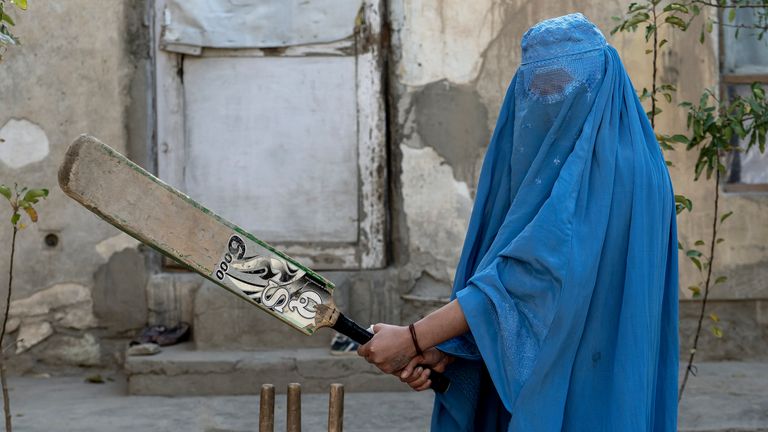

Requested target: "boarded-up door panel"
[{"left": 154, "top": 0, "right": 386, "bottom": 269}]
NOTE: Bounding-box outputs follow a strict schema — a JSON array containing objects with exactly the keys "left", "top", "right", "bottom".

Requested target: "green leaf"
[
  {"left": 0, "top": 184, "right": 11, "bottom": 201},
  {"left": 728, "top": 8, "right": 736, "bottom": 23},
  {"left": 664, "top": 15, "right": 687, "bottom": 31},
  {"left": 689, "top": 256, "right": 703, "bottom": 271},
  {"left": 675, "top": 194, "right": 693, "bottom": 214},
  {"left": 1, "top": 12, "right": 15, "bottom": 26},
  {"left": 686, "top": 249, "right": 702, "bottom": 258},
  {"left": 23, "top": 188, "right": 49, "bottom": 204},
  {"left": 692, "top": 4, "right": 700, "bottom": 16},
  {"left": 716, "top": 238, "right": 725, "bottom": 244},
  {"left": 752, "top": 83, "right": 766, "bottom": 100},
  {"left": 644, "top": 23, "right": 657, "bottom": 41},
  {"left": 10, "top": 0, "right": 27, "bottom": 11},
  {"left": 670, "top": 134, "right": 690, "bottom": 144},
  {"left": 709, "top": 312, "right": 720, "bottom": 322},
  {"left": 715, "top": 276, "right": 728, "bottom": 284},
  {"left": 10, "top": 212, "right": 20, "bottom": 226},
  {"left": 663, "top": 3, "right": 689, "bottom": 13},
  {"left": 710, "top": 326, "right": 723, "bottom": 338},
  {"left": 628, "top": 12, "right": 651, "bottom": 29},
  {"left": 720, "top": 211, "right": 733, "bottom": 223},
  {"left": 678, "top": 241, "right": 684, "bottom": 250},
  {"left": 688, "top": 285, "right": 701, "bottom": 298},
  {"left": 694, "top": 240, "right": 705, "bottom": 246}
]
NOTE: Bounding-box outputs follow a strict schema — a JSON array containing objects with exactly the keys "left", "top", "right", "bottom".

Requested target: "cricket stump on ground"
[
  {"left": 258, "top": 383, "right": 345, "bottom": 432},
  {"left": 327, "top": 383, "right": 344, "bottom": 432},
  {"left": 259, "top": 384, "right": 275, "bottom": 432},
  {"left": 287, "top": 383, "right": 301, "bottom": 432}
]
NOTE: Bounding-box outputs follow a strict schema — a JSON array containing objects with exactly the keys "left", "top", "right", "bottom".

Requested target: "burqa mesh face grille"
[{"left": 519, "top": 50, "right": 605, "bottom": 104}]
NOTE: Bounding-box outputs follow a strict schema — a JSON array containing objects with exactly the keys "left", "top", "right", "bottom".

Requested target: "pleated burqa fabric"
[{"left": 432, "top": 14, "right": 679, "bottom": 431}]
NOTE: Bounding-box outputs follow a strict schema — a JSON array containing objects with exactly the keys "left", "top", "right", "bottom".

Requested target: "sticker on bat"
[{"left": 213, "top": 235, "right": 324, "bottom": 326}]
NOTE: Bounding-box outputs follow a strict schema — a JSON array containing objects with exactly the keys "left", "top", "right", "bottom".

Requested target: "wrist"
[
  {"left": 408, "top": 323, "right": 424, "bottom": 357},
  {"left": 400, "top": 325, "right": 418, "bottom": 357}
]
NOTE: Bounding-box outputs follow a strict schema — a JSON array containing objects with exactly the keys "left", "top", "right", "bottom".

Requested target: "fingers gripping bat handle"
[{"left": 331, "top": 313, "right": 450, "bottom": 393}]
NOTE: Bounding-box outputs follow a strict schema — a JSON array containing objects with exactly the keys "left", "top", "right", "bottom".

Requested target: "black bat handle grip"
[{"left": 331, "top": 313, "right": 450, "bottom": 393}]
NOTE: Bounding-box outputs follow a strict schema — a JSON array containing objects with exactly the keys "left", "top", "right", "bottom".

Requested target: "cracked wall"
[
  {"left": 0, "top": 1, "right": 152, "bottom": 371},
  {"left": 381, "top": 0, "right": 768, "bottom": 361},
  {"left": 0, "top": 0, "right": 765, "bottom": 371},
  {"left": 377, "top": 0, "right": 648, "bottom": 322}
]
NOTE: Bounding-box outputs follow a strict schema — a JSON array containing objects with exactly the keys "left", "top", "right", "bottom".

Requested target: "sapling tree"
[
  {"left": 611, "top": 0, "right": 768, "bottom": 401},
  {"left": 1, "top": 2, "right": 36, "bottom": 431},
  {"left": 0, "top": 185, "right": 47, "bottom": 432}
]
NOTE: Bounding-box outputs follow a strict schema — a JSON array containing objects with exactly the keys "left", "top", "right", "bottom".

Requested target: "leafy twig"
[
  {"left": 0, "top": 184, "right": 47, "bottom": 432},
  {"left": 679, "top": 164, "right": 721, "bottom": 401}
]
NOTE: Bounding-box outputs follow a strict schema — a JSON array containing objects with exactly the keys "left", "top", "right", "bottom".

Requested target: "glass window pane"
[
  {"left": 726, "top": 85, "right": 768, "bottom": 185},
  {"left": 723, "top": 9, "right": 768, "bottom": 75}
]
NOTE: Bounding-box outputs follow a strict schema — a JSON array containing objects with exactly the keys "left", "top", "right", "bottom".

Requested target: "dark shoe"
[
  {"left": 131, "top": 322, "right": 191, "bottom": 347},
  {"left": 330, "top": 333, "right": 359, "bottom": 356}
]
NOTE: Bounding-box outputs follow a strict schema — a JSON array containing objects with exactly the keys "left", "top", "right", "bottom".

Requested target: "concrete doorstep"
[
  {"left": 125, "top": 343, "right": 405, "bottom": 395},
  {"left": 2, "top": 361, "right": 766, "bottom": 431}
]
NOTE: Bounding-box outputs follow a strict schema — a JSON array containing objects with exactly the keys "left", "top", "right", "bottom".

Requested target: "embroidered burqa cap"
[{"left": 433, "top": 13, "right": 679, "bottom": 431}]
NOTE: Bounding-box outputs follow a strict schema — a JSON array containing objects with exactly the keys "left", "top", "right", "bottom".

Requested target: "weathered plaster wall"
[
  {"left": 0, "top": 0, "right": 151, "bottom": 370},
  {"left": 378, "top": 0, "right": 641, "bottom": 322},
  {"left": 0, "top": 0, "right": 765, "bottom": 372},
  {"left": 382, "top": 0, "right": 767, "bottom": 361}
]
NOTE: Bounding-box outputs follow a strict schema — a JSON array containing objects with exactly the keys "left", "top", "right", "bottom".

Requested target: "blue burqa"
[{"left": 433, "top": 14, "right": 679, "bottom": 431}]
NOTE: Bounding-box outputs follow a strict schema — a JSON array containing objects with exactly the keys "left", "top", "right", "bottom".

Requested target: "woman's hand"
[
  {"left": 398, "top": 348, "right": 454, "bottom": 392},
  {"left": 357, "top": 323, "right": 416, "bottom": 374}
]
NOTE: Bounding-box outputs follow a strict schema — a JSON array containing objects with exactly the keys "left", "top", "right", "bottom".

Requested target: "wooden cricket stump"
[
  {"left": 257, "top": 383, "right": 345, "bottom": 432},
  {"left": 259, "top": 384, "right": 275, "bottom": 432},
  {"left": 327, "top": 383, "right": 344, "bottom": 432},
  {"left": 287, "top": 383, "right": 302, "bottom": 432}
]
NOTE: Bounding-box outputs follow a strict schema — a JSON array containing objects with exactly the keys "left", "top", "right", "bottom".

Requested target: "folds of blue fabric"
[{"left": 433, "top": 46, "right": 678, "bottom": 432}]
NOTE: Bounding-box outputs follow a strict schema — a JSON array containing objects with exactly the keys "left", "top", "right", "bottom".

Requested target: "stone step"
[
  {"left": 125, "top": 343, "right": 406, "bottom": 396},
  {"left": 191, "top": 281, "right": 333, "bottom": 351}
]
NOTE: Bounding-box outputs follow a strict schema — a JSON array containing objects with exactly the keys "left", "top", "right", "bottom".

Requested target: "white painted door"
[{"left": 154, "top": 0, "right": 386, "bottom": 269}]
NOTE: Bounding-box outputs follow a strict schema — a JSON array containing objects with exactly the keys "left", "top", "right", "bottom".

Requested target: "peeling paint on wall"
[
  {"left": 0, "top": 118, "right": 50, "bottom": 168},
  {"left": 400, "top": 144, "right": 472, "bottom": 281},
  {"left": 16, "top": 322, "right": 53, "bottom": 354},
  {"left": 391, "top": 0, "right": 507, "bottom": 86},
  {"left": 9, "top": 283, "right": 98, "bottom": 354},
  {"left": 95, "top": 232, "right": 141, "bottom": 261},
  {"left": 413, "top": 80, "right": 490, "bottom": 188}
]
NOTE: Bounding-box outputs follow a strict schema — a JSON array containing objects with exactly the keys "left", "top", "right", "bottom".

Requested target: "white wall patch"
[
  {"left": 0, "top": 118, "right": 50, "bottom": 168},
  {"left": 95, "top": 232, "right": 141, "bottom": 261}
]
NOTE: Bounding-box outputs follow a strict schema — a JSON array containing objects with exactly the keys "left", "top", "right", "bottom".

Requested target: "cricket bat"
[{"left": 58, "top": 135, "right": 450, "bottom": 393}]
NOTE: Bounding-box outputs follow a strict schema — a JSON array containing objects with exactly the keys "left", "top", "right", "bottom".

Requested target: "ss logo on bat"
[{"left": 214, "top": 235, "right": 322, "bottom": 320}]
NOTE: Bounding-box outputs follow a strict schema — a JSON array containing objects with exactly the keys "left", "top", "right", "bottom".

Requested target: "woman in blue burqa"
[{"left": 357, "top": 13, "right": 679, "bottom": 431}]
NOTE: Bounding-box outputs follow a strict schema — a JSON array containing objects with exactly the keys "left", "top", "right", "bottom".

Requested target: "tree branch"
[
  {"left": 690, "top": 0, "right": 768, "bottom": 9},
  {"left": 679, "top": 162, "right": 721, "bottom": 402}
]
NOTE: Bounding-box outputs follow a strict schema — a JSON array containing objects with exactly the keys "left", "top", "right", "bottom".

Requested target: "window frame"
[
  {"left": 152, "top": 0, "right": 388, "bottom": 270},
  {"left": 719, "top": 8, "right": 768, "bottom": 193}
]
